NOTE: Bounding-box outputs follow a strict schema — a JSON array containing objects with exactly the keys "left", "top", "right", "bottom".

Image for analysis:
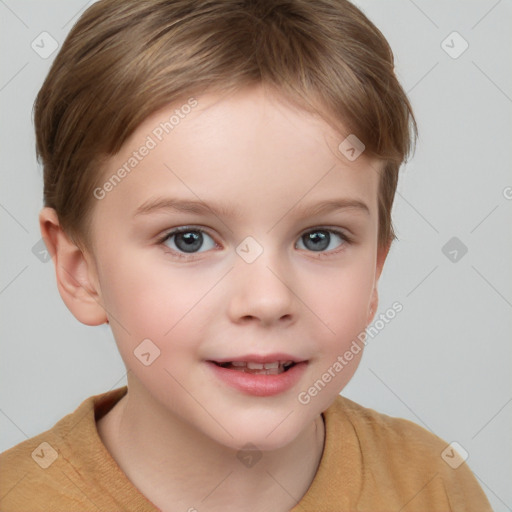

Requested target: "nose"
[{"left": 226, "top": 250, "right": 297, "bottom": 327}]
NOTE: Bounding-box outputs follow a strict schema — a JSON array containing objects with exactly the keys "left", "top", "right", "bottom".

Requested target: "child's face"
[{"left": 86, "top": 85, "right": 386, "bottom": 450}]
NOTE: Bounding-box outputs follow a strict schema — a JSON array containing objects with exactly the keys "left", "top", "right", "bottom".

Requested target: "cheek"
[
  {"left": 302, "top": 256, "right": 375, "bottom": 336},
  {"left": 100, "top": 268, "right": 200, "bottom": 395},
  {"left": 294, "top": 256, "right": 375, "bottom": 406},
  {"left": 98, "top": 252, "right": 224, "bottom": 365},
  {"left": 101, "top": 252, "right": 207, "bottom": 329}
]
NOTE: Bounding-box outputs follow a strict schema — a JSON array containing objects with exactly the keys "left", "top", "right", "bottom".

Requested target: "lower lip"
[{"left": 205, "top": 361, "right": 308, "bottom": 397}]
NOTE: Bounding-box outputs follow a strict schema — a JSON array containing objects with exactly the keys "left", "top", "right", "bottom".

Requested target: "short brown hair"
[{"left": 35, "top": 0, "right": 416, "bottom": 251}]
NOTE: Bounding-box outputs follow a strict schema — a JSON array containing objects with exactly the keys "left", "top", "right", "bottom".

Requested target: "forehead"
[
  {"left": 151, "top": 86, "right": 341, "bottom": 168},
  {"left": 92, "top": 86, "right": 382, "bottom": 226}
]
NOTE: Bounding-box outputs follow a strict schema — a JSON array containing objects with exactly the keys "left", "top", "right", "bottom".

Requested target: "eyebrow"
[{"left": 133, "top": 196, "right": 370, "bottom": 219}]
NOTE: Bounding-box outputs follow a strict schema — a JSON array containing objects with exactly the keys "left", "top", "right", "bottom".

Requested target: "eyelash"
[
  {"left": 157, "top": 226, "right": 219, "bottom": 260},
  {"left": 157, "top": 226, "right": 352, "bottom": 260}
]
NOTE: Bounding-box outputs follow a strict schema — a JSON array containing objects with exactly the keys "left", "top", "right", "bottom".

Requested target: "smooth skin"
[{"left": 40, "top": 84, "right": 389, "bottom": 512}]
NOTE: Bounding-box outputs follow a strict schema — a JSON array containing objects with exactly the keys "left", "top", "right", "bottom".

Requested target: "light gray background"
[{"left": 1, "top": 0, "right": 511, "bottom": 510}]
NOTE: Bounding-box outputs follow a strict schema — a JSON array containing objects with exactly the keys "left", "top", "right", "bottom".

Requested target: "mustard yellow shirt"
[{"left": 0, "top": 386, "right": 492, "bottom": 511}]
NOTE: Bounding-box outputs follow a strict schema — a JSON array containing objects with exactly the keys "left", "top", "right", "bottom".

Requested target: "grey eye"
[
  {"left": 164, "top": 230, "right": 216, "bottom": 254},
  {"left": 296, "top": 229, "right": 345, "bottom": 252}
]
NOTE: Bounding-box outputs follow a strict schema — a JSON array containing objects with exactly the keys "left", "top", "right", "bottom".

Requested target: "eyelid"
[
  {"left": 157, "top": 225, "right": 353, "bottom": 260},
  {"left": 301, "top": 225, "right": 351, "bottom": 238},
  {"left": 298, "top": 225, "right": 353, "bottom": 243},
  {"left": 157, "top": 225, "right": 219, "bottom": 260},
  {"left": 159, "top": 225, "right": 217, "bottom": 238},
  {"left": 295, "top": 227, "right": 352, "bottom": 256}
]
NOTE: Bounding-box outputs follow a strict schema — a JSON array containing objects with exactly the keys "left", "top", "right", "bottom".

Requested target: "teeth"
[
  {"left": 244, "top": 366, "right": 283, "bottom": 375},
  {"left": 215, "top": 360, "right": 297, "bottom": 373},
  {"left": 247, "top": 362, "right": 265, "bottom": 369},
  {"left": 230, "top": 361, "right": 292, "bottom": 369}
]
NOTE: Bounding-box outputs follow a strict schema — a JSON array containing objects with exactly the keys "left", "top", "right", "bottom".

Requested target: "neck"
[{"left": 97, "top": 378, "right": 325, "bottom": 512}]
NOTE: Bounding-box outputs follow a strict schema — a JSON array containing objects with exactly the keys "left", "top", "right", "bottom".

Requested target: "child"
[{"left": 0, "top": 0, "right": 492, "bottom": 510}]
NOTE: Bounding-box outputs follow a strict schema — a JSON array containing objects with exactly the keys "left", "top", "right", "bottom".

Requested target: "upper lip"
[{"left": 208, "top": 353, "right": 307, "bottom": 364}]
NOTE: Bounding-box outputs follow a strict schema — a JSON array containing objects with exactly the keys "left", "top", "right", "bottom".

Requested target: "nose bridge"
[{"left": 227, "top": 240, "right": 296, "bottom": 324}]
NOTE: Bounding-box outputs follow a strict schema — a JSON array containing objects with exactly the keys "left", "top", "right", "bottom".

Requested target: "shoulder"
[
  {"left": 0, "top": 422, "right": 84, "bottom": 509},
  {"left": 330, "top": 394, "right": 447, "bottom": 455},
  {"left": 0, "top": 387, "right": 128, "bottom": 510},
  {"left": 323, "top": 395, "right": 493, "bottom": 511}
]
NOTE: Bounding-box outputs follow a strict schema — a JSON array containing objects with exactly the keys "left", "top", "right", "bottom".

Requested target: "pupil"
[
  {"left": 175, "top": 231, "right": 203, "bottom": 253},
  {"left": 304, "top": 231, "right": 329, "bottom": 251}
]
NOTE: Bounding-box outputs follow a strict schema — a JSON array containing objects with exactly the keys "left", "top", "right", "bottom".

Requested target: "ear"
[
  {"left": 39, "top": 207, "right": 107, "bottom": 326},
  {"left": 367, "top": 242, "right": 391, "bottom": 325}
]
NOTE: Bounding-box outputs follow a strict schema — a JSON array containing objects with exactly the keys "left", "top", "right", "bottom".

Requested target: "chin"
[{"left": 208, "top": 417, "right": 309, "bottom": 454}]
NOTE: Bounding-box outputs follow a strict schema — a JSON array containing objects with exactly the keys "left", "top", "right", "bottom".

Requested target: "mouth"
[
  {"left": 208, "top": 360, "right": 298, "bottom": 375},
  {"left": 205, "top": 357, "right": 309, "bottom": 396}
]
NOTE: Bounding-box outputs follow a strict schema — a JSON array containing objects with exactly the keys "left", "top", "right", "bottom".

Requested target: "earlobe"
[
  {"left": 367, "top": 288, "right": 379, "bottom": 325},
  {"left": 39, "top": 207, "right": 107, "bottom": 326}
]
